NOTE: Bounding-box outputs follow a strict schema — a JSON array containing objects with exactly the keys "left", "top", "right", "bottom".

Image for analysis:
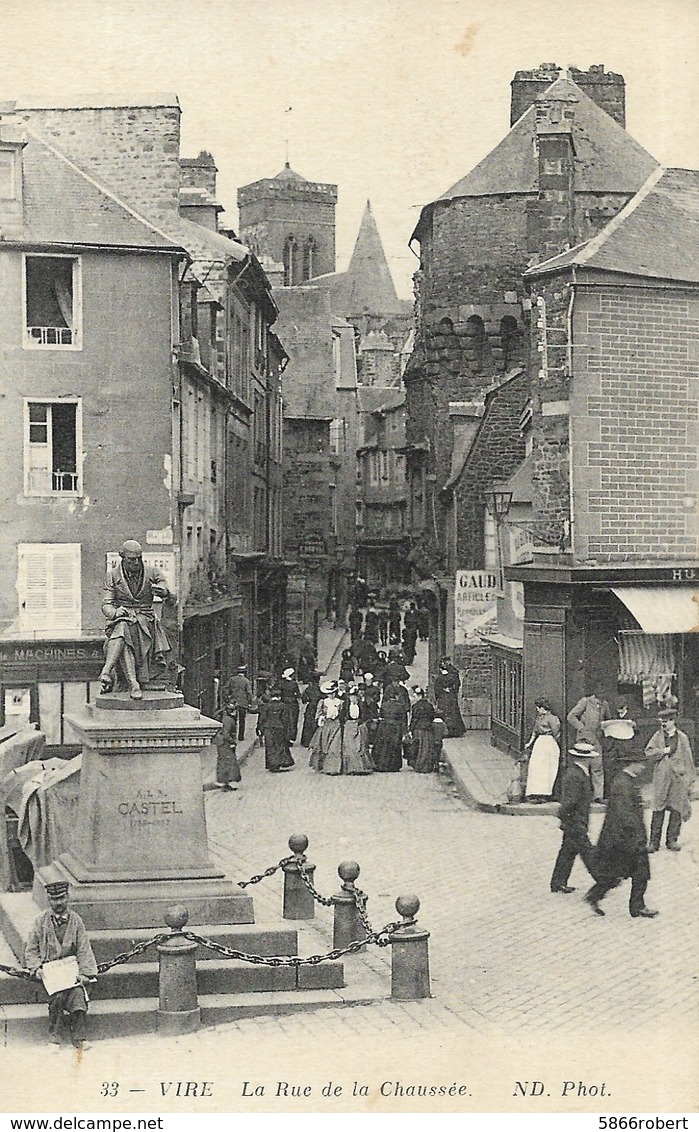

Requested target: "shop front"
[
  {"left": 507, "top": 562, "right": 699, "bottom": 761},
  {"left": 0, "top": 638, "right": 105, "bottom": 757}
]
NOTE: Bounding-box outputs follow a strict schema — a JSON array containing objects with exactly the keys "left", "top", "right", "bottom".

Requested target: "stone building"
[
  {"left": 403, "top": 64, "right": 659, "bottom": 711},
  {"left": 238, "top": 167, "right": 412, "bottom": 646},
  {"left": 0, "top": 95, "right": 286, "bottom": 742}
]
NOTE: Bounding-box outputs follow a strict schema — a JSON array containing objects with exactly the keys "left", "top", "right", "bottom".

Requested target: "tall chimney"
[{"left": 528, "top": 86, "right": 577, "bottom": 261}]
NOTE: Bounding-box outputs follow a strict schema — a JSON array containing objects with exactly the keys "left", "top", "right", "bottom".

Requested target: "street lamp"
[{"left": 483, "top": 484, "right": 513, "bottom": 519}]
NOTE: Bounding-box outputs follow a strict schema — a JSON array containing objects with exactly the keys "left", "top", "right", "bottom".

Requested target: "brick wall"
[
  {"left": 19, "top": 101, "right": 182, "bottom": 218},
  {"left": 571, "top": 286, "right": 699, "bottom": 561}
]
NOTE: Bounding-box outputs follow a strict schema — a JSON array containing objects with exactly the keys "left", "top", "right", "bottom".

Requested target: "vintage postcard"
[{"left": 0, "top": 0, "right": 697, "bottom": 1123}]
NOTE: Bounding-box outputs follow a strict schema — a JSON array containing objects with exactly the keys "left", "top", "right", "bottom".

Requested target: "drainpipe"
[{"left": 566, "top": 272, "right": 576, "bottom": 554}]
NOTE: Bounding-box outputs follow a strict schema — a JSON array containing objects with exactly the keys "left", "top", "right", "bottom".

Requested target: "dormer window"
[
  {"left": 0, "top": 149, "right": 17, "bottom": 199},
  {"left": 23, "top": 254, "right": 82, "bottom": 350}
]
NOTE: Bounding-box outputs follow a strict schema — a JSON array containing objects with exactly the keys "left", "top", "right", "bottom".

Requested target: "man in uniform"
[
  {"left": 645, "top": 707, "right": 695, "bottom": 852},
  {"left": 25, "top": 879, "right": 98, "bottom": 1049}
]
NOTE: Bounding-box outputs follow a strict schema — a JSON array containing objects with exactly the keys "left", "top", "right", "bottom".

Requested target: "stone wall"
[
  {"left": 511, "top": 64, "right": 626, "bottom": 127},
  {"left": 19, "top": 99, "right": 182, "bottom": 218}
]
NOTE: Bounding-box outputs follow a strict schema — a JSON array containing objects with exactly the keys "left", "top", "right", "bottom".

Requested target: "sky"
[{"left": 2, "top": 0, "right": 698, "bottom": 298}]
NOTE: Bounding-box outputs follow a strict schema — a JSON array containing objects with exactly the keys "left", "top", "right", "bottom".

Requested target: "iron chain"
[
  {"left": 96, "top": 933, "right": 170, "bottom": 974},
  {"left": 0, "top": 962, "right": 34, "bottom": 980},
  {"left": 351, "top": 886, "right": 374, "bottom": 934},
  {"left": 297, "top": 861, "right": 335, "bottom": 907},
  {"left": 237, "top": 854, "right": 296, "bottom": 889},
  {"left": 182, "top": 920, "right": 414, "bottom": 965}
]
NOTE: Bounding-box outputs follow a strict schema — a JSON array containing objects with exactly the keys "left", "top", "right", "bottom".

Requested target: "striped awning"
[{"left": 611, "top": 586, "right": 699, "bottom": 634}]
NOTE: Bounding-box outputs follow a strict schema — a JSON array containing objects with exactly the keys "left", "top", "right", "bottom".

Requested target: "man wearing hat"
[
  {"left": 99, "top": 540, "right": 174, "bottom": 699},
  {"left": 645, "top": 708, "right": 695, "bottom": 852},
  {"left": 585, "top": 746, "right": 658, "bottom": 918},
  {"left": 550, "top": 742, "right": 598, "bottom": 894},
  {"left": 224, "top": 665, "right": 254, "bottom": 741},
  {"left": 24, "top": 879, "right": 98, "bottom": 1049}
]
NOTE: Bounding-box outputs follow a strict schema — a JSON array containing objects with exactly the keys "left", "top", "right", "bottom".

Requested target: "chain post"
[
  {"left": 156, "top": 905, "right": 201, "bottom": 1036},
  {"left": 332, "top": 860, "right": 367, "bottom": 950},
  {"left": 282, "top": 834, "right": 316, "bottom": 920},
  {"left": 389, "top": 895, "right": 431, "bottom": 1000}
]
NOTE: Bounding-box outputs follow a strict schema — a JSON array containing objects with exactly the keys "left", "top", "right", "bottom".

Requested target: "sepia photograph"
[{"left": 0, "top": 0, "right": 697, "bottom": 1122}]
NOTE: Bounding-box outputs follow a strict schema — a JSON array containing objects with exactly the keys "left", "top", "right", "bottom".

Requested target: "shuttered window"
[{"left": 17, "top": 544, "right": 81, "bottom": 636}]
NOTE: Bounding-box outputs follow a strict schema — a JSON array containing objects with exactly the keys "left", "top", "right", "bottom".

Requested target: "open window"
[
  {"left": 24, "top": 399, "right": 82, "bottom": 496},
  {"left": 24, "top": 254, "right": 81, "bottom": 348}
]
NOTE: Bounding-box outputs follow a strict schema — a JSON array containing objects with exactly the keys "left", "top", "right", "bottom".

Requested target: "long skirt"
[
  {"left": 341, "top": 720, "right": 374, "bottom": 775},
  {"left": 412, "top": 726, "right": 439, "bottom": 774},
  {"left": 309, "top": 718, "right": 342, "bottom": 774},
  {"left": 215, "top": 740, "right": 242, "bottom": 785},
  {"left": 300, "top": 703, "right": 320, "bottom": 748},
  {"left": 283, "top": 700, "right": 300, "bottom": 744},
  {"left": 372, "top": 720, "right": 403, "bottom": 772},
  {"left": 263, "top": 726, "right": 295, "bottom": 771},
  {"left": 525, "top": 734, "right": 559, "bottom": 797},
  {"left": 436, "top": 691, "right": 466, "bottom": 738}
]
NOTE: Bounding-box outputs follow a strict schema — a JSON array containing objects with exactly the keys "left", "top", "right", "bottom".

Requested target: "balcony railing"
[
  {"left": 52, "top": 470, "right": 79, "bottom": 492},
  {"left": 27, "top": 326, "right": 75, "bottom": 346}
]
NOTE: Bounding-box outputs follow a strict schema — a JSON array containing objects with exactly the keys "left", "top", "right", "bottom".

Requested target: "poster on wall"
[{"left": 454, "top": 570, "right": 498, "bottom": 644}]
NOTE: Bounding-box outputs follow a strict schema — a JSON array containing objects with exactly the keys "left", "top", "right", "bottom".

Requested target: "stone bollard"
[
  {"left": 282, "top": 834, "right": 316, "bottom": 920},
  {"left": 332, "top": 861, "right": 367, "bottom": 950},
  {"left": 156, "top": 905, "right": 201, "bottom": 1035},
  {"left": 389, "top": 895, "right": 431, "bottom": 1000}
]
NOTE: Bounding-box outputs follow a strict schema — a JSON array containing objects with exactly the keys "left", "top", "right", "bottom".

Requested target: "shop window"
[
  {"left": 24, "top": 254, "right": 82, "bottom": 349},
  {"left": 17, "top": 543, "right": 81, "bottom": 637},
  {"left": 24, "top": 399, "right": 82, "bottom": 496},
  {"left": 618, "top": 632, "right": 676, "bottom": 708}
]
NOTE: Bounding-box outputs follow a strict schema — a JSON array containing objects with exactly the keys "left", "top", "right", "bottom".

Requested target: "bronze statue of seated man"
[{"left": 99, "top": 540, "right": 175, "bottom": 700}]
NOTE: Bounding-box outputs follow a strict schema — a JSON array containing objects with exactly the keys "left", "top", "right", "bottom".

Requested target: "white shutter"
[
  {"left": 18, "top": 544, "right": 81, "bottom": 636},
  {"left": 18, "top": 546, "right": 49, "bottom": 631},
  {"left": 50, "top": 546, "right": 81, "bottom": 633}
]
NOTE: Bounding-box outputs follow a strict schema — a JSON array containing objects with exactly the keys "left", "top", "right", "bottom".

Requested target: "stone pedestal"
[{"left": 36, "top": 691, "right": 253, "bottom": 929}]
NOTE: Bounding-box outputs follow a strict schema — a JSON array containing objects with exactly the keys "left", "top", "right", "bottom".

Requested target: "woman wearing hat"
[
  {"left": 524, "top": 697, "right": 562, "bottom": 802},
  {"left": 256, "top": 687, "right": 295, "bottom": 773},
  {"left": 550, "top": 741, "right": 598, "bottom": 893},
  {"left": 434, "top": 659, "right": 466, "bottom": 738},
  {"left": 280, "top": 667, "right": 301, "bottom": 745},
  {"left": 409, "top": 688, "right": 440, "bottom": 774},
  {"left": 309, "top": 681, "right": 343, "bottom": 774},
  {"left": 340, "top": 684, "right": 374, "bottom": 775}
]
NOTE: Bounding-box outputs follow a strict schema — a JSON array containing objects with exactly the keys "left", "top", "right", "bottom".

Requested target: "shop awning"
[{"left": 611, "top": 586, "right": 699, "bottom": 634}]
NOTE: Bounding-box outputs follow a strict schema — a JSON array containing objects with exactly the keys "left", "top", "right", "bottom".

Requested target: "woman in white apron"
[{"left": 524, "top": 697, "right": 561, "bottom": 802}]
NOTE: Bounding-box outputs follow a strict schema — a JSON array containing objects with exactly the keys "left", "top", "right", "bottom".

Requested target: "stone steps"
[{"left": 0, "top": 978, "right": 389, "bottom": 1045}]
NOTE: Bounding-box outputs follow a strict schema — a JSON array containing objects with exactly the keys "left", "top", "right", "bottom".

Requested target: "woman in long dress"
[
  {"left": 300, "top": 673, "right": 323, "bottom": 748},
  {"left": 371, "top": 697, "right": 405, "bottom": 773},
  {"left": 409, "top": 688, "right": 440, "bottom": 774},
  {"left": 434, "top": 659, "right": 466, "bottom": 738},
  {"left": 523, "top": 697, "right": 561, "bottom": 801},
  {"left": 280, "top": 667, "right": 301, "bottom": 745},
  {"left": 309, "top": 682, "right": 343, "bottom": 775},
  {"left": 340, "top": 686, "right": 374, "bottom": 775},
  {"left": 256, "top": 689, "right": 295, "bottom": 773}
]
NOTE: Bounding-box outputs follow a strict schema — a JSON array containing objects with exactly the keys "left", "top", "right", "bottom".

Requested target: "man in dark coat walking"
[
  {"left": 550, "top": 741, "right": 597, "bottom": 893},
  {"left": 585, "top": 746, "right": 658, "bottom": 919}
]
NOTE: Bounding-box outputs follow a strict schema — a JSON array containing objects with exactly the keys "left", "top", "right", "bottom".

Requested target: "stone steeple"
[{"left": 343, "top": 200, "right": 402, "bottom": 315}]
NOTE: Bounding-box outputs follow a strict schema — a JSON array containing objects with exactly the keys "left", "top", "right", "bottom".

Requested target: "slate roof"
[
  {"left": 8, "top": 129, "right": 183, "bottom": 252},
  {"left": 308, "top": 202, "right": 407, "bottom": 316},
  {"left": 356, "top": 387, "right": 405, "bottom": 414},
  {"left": 273, "top": 162, "right": 308, "bottom": 183},
  {"left": 412, "top": 74, "right": 658, "bottom": 240},
  {"left": 525, "top": 167, "right": 699, "bottom": 283}
]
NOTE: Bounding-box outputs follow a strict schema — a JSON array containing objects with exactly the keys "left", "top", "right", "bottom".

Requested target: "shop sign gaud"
[{"left": 454, "top": 571, "right": 498, "bottom": 645}]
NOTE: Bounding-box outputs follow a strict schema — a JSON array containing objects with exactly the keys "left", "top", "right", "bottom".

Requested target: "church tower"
[{"left": 237, "top": 162, "right": 337, "bottom": 285}]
